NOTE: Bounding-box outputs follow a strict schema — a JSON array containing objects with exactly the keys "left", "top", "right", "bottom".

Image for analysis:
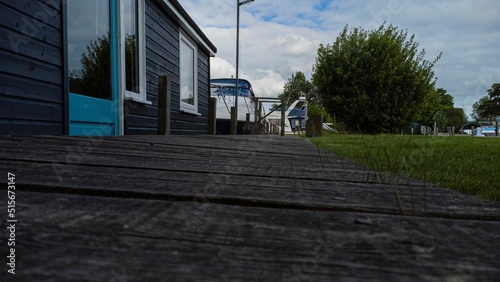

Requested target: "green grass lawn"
[{"left": 310, "top": 134, "right": 500, "bottom": 201}]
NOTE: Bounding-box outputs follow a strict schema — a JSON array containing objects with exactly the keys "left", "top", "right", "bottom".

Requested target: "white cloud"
[
  {"left": 210, "top": 57, "right": 235, "bottom": 79},
  {"left": 182, "top": 0, "right": 500, "bottom": 117},
  {"left": 244, "top": 69, "right": 286, "bottom": 97}
]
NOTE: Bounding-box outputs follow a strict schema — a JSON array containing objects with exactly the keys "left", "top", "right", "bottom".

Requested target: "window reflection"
[
  {"left": 180, "top": 38, "right": 195, "bottom": 105},
  {"left": 67, "top": 0, "right": 111, "bottom": 100},
  {"left": 123, "top": 0, "right": 140, "bottom": 94}
]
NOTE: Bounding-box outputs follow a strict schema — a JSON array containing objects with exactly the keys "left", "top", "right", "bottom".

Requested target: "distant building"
[{"left": 0, "top": 0, "right": 217, "bottom": 135}]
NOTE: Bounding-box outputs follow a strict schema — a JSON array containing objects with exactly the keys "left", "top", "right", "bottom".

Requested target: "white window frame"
[
  {"left": 120, "top": 0, "right": 150, "bottom": 105},
  {"left": 179, "top": 31, "right": 199, "bottom": 115}
]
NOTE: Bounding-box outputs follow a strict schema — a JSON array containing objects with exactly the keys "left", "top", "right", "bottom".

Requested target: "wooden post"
[
  {"left": 245, "top": 113, "right": 250, "bottom": 134},
  {"left": 496, "top": 121, "right": 499, "bottom": 137},
  {"left": 433, "top": 122, "right": 437, "bottom": 136},
  {"left": 280, "top": 98, "right": 285, "bottom": 136},
  {"left": 411, "top": 128, "right": 414, "bottom": 136},
  {"left": 253, "top": 98, "right": 259, "bottom": 134},
  {"left": 230, "top": 107, "right": 237, "bottom": 135},
  {"left": 257, "top": 101, "right": 264, "bottom": 134},
  {"left": 254, "top": 101, "right": 260, "bottom": 134},
  {"left": 451, "top": 126, "right": 455, "bottom": 136},
  {"left": 471, "top": 126, "right": 475, "bottom": 137},
  {"left": 306, "top": 116, "right": 323, "bottom": 137},
  {"left": 208, "top": 97, "right": 217, "bottom": 135},
  {"left": 157, "top": 75, "right": 171, "bottom": 135}
]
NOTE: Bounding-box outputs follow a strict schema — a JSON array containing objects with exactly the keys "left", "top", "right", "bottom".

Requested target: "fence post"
[
  {"left": 157, "top": 75, "right": 171, "bottom": 135},
  {"left": 230, "top": 107, "right": 237, "bottom": 135},
  {"left": 245, "top": 113, "right": 250, "bottom": 134},
  {"left": 306, "top": 116, "right": 323, "bottom": 137},
  {"left": 208, "top": 97, "right": 217, "bottom": 135},
  {"left": 280, "top": 98, "right": 285, "bottom": 136},
  {"left": 253, "top": 98, "right": 259, "bottom": 134}
]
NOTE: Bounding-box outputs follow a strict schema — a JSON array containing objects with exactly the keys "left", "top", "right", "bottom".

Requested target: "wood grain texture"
[{"left": 0, "top": 134, "right": 499, "bottom": 281}]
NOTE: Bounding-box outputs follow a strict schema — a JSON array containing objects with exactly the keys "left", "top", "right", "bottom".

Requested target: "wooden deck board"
[
  {"left": 1, "top": 160, "right": 499, "bottom": 220},
  {"left": 11, "top": 191, "right": 500, "bottom": 281},
  {"left": 1, "top": 135, "right": 499, "bottom": 281}
]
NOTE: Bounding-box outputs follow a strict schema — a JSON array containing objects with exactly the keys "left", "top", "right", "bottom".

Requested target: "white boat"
[
  {"left": 210, "top": 78, "right": 255, "bottom": 134},
  {"left": 478, "top": 121, "right": 499, "bottom": 137},
  {"left": 265, "top": 96, "right": 308, "bottom": 134}
]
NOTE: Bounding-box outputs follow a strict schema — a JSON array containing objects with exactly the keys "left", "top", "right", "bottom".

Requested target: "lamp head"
[{"left": 238, "top": 0, "right": 254, "bottom": 6}]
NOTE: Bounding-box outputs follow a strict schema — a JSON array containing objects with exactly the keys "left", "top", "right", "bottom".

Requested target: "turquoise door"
[{"left": 67, "top": 0, "right": 119, "bottom": 136}]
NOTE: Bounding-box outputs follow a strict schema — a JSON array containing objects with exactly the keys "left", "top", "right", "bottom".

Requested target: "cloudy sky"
[{"left": 181, "top": 0, "right": 500, "bottom": 117}]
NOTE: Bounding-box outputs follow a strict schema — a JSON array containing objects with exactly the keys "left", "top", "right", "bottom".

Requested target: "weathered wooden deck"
[{"left": 1, "top": 134, "right": 499, "bottom": 281}]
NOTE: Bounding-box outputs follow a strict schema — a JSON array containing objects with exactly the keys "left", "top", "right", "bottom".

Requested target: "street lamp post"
[{"left": 232, "top": 0, "right": 254, "bottom": 135}]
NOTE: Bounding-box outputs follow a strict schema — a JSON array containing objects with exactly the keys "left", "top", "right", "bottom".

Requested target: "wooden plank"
[
  {"left": 0, "top": 96, "right": 63, "bottom": 122},
  {"left": 0, "top": 72, "right": 63, "bottom": 103},
  {"left": 0, "top": 50, "right": 62, "bottom": 85},
  {"left": 2, "top": 0, "right": 62, "bottom": 30},
  {"left": 8, "top": 190, "right": 500, "bottom": 281},
  {"left": 1, "top": 135, "right": 499, "bottom": 220},
  {"left": 0, "top": 121, "right": 63, "bottom": 135},
  {"left": 145, "top": 0, "right": 180, "bottom": 47},
  {"left": 0, "top": 135, "right": 426, "bottom": 184},
  {"left": 0, "top": 1, "right": 62, "bottom": 48},
  {"left": 0, "top": 25, "right": 62, "bottom": 66},
  {"left": 2, "top": 159, "right": 499, "bottom": 220}
]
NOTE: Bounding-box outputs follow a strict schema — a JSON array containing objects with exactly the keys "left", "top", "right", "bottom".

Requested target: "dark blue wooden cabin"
[{"left": 0, "top": 0, "right": 217, "bottom": 136}]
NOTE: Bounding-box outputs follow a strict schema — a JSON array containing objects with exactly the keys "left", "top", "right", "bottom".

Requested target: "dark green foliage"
[
  {"left": 470, "top": 96, "right": 490, "bottom": 121},
  {"left": 312, "top": 24, "right": 441, "bottom": 134},
  {"left": 307, "top": 102, "right": 332, "bottom": 123},
  {"left": 433, "top": 110, "right": 448, "bottom": 132},
  {"left": 478, "top": 83, "right": 500, "bottom": 118},
  {"left": 444, "top": 108, "right": 466, "bottom": 132},
  {"left": 278, "top": 71, "right": 315, "bottom": 106},
  {"left": 437, "top": 88, "right": 454, "bottom": 109}
]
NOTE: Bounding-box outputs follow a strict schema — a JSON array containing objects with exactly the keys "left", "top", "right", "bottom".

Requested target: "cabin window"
[
  {"left": 179, "top": 32, "right": 198, "bottom": 114},
  {"left": 121, "top": 0, "right": 149, "bottom": 104}
]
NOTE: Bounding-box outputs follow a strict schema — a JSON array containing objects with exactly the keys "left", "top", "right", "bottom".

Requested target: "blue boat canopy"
[{"left": 210, "top": 78, "right": 254, "bottom": 98}]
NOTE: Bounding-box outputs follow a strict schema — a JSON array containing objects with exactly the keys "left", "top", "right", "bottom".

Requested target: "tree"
[
  {"left": 312, "top": 24, "right": 441, "bottom": 134},
  {"left": 432, "top": 88, "right": 464, "bottom": 132},
  {"left": 433, "top": 110, "right": 448, "bottom": 132},
  {"left": 418, "top": 87, "right": 440, "bottom": 126},
  {"left": 437, "top": 88, "right": 454, "bottom": 109},
  {"left": 478, "top": 83, "right": 500, "bottom": 119},
  {"left": 471, "top": 96, "right": 491, "bottom": 121},
  {"left": 278, "top": 71, "right": 315, "bottom": 106},
  {"left": 444, "top": 108, "right": 466, "bottom": 132}
]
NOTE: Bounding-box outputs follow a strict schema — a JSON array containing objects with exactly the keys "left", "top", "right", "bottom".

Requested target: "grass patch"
[{"left": 310, "top": 134, "right": 500, "bottom": 201}]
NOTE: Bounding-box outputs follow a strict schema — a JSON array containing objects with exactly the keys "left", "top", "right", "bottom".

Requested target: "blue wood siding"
[
  {"left": 0, "top": 0, "right": 64, "bottom": 135},
  {"left": 125, "top": 0, "right": 211, "bottom": 135}
]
